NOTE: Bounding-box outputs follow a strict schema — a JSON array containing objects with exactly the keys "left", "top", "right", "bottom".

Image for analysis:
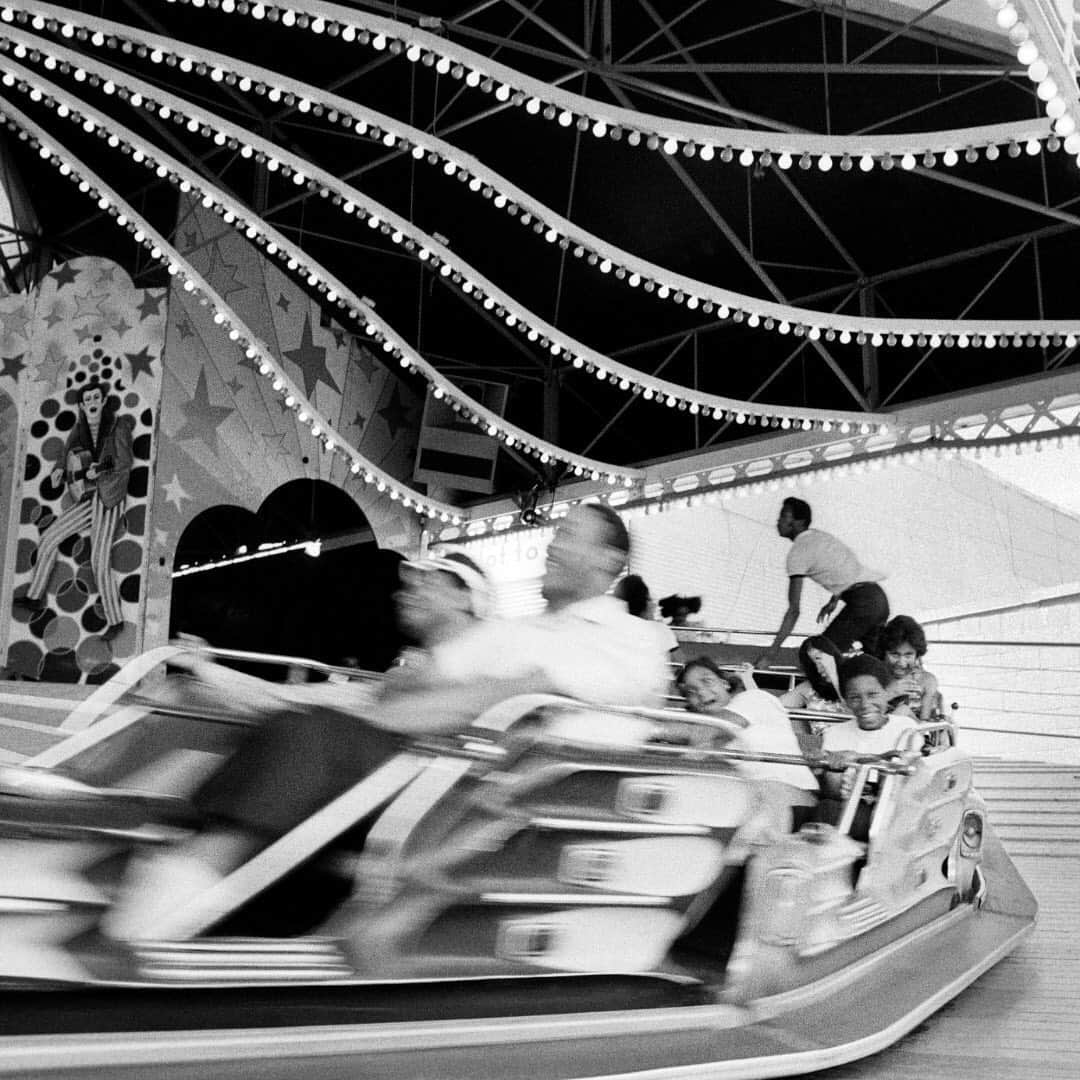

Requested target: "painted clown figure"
[{"left": 19, "top": 381, "right": 134, "bottom": 637}]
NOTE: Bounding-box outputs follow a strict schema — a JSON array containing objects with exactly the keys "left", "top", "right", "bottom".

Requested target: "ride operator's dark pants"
[{"left": 820, "top": 581, "right": 890, "bottom": 653}]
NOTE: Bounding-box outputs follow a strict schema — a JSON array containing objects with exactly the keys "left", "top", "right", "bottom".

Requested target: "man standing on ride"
[{"left": 755, "top": 497, "right": 889, "bottom": 671}]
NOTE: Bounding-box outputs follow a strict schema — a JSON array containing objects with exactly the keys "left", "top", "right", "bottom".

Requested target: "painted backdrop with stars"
[
  {"left": 142, "top": 200, "right": 422, "bottom": 652},
  {"left": 0, "top": 258, "right": 165, "bottom": 681}
]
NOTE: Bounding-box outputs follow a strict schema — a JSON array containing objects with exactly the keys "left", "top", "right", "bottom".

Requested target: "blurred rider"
[{"left": 106, "top": 505, "right": 668, "bottom": 941}]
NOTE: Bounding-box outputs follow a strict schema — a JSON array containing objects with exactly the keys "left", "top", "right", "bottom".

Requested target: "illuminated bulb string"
[
  {"left": 139, "top": 0, "right": 1063, "bottom": 167},
  {"left": 442, "top": 423, "right": 1080, "bottom": 539},
  {"left": 1, "top": 13, "right": 1075, "bottom": 354},
  {"left": 0, "top": 93, "right": 463, "bottom": 523},
  {"left": 0, "top": 32, "right": 894, "bottom": 431},
  {"left": 16, "top": 63, "right": 638, "bottom": 483},
  {"left": 0, "top": 61, "right": 638, "bottom": 483}
]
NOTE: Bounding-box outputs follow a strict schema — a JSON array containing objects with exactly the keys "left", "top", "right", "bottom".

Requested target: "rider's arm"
[{"left": 369, "top": 669, "right": 557, "bottom": 735}]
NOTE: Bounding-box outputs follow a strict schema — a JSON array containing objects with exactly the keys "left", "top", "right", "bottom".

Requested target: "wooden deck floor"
[{"left": 818, "top": 760, "right": 1080, "bottom": 1079}]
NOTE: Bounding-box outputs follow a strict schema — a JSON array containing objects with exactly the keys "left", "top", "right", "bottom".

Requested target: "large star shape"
[
  {"left": 175, "top": 368, "right": 235, "bottom": 449},
  {"left": 205, "top": 244, "right": 247, "bottom": 299},
  {"left": 377, "top": 385, "right": 414, "bottom": 439},
  {"left": 138, "top": 292, "right": 164, "bottom": 320},
  {"left": 162, "top": 473, "right": 191, "bottom": 514},
  {"left": 125, "top": 346, "right": 155, "bottom": 382},
  {"left": 283, "top": 313, "right": 340, "bottom": 398},
  {"left": 0, "top": 354, "right": 27, "bottom": 380},
  {"left": 49, "top": 263, "right": 78, "bottom": 288}
]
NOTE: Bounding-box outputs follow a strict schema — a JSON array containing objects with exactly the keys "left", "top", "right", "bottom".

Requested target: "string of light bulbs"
[
  {"left": 3, "top": 7, "right": 1077, "bottom": 353},
  {"left": 0, "top": 29, "right": 897, "bottom": 433},
  {"left": 144, "top": 0, "right": 1073, "bottom": 169},
  {"left": 0, "top": 91, "right": 465, "bottom": 524},
  {"left": 440, "top": 421, "right": 1080, "bottom": 541},
  {"left": 0, "top": 57, "right": 644, "bottom": 485}
]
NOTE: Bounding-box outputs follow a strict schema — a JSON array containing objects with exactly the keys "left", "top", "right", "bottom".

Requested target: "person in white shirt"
[
  {"left": 676, "top": 658, "right": 817, "bottom": 794},
  {"left": 107, "top": 505, "right": 669, "bottom": 941},
  {"left": 756, "top": 497, "right": 889, "bottom": 672},
  {"left": 817, "top": 654, "right": 922, "bottom": 835}
]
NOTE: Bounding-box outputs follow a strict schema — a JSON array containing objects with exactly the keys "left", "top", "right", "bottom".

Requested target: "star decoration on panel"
[
  {"left": 2, "top": 306, "right": 31, "bottom": 340},
  {"left": 162, "top": 474, "right": 192, "bottom": 514},
  {"left": 174, "top": 368, "right": 236, "bottom": 451},
  {"left": 284, "top": 313, "right": 341, "bottom": 398},
  {"left": 262, "top": 431, "right": 293, "bottom": 459},
  {"left": 377, "top": 385, "right": 415, "bottom": 440},
  {"left": 0, "top": 355, "right": 27, "bottom": 380},
  {"left": 48, "top": 263, "right": 78, "bottom": 289},
  {"left": 73, "top": 291, "right": 107, "bottom": 321},
  {"left": 175, "top": 314, "right": 196, "bottom": 341},
  {"left": 205, "top": 243, "right": 248, "bottom": 300},
  {"left": 138, "top": 292, "right": 165, "bottom": 321},
  {"left": 125, "top": 346, "right": 156, "bottom": 383},
  {"left": 351, "top": 344, "right": 379, "bottom": 381}
]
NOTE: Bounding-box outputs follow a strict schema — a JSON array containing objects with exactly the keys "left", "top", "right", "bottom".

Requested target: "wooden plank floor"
[{"left": 816, "top": 760, "right": 1080, "bottom": 1079}]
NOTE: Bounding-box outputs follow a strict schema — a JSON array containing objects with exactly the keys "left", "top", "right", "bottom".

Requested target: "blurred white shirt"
[{"left": 431, "top": 595, "right": 670, "bottom": 707}]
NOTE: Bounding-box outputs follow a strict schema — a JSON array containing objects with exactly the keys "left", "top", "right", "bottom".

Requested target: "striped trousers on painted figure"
[{"left": 27, "top": 497, "right": 124, "bottom": 626}]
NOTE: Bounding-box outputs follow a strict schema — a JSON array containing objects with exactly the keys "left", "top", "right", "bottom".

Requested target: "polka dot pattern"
[{"left": 6, "top": 264, "right": 164, "bottom": 682}]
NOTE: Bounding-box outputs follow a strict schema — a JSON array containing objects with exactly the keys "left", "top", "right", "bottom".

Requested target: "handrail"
[
  {"left": 958, "top": 725, "right": 1080, "bottom": 741},
  {"left": 673, "top": 626, "right": 1080, "bottom": 649}
]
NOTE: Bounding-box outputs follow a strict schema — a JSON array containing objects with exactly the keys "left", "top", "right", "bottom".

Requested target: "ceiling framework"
[{"left": 0, "top": 0, "right": 1077, "bottom": 518}]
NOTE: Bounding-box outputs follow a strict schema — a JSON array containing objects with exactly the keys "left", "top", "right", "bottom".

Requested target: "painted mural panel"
[
  {"left": 142, "top": 199, "right": 422, "bottom": 651},
  {"left": 1, "top": 258, "right": 165, "bottom": 682}
]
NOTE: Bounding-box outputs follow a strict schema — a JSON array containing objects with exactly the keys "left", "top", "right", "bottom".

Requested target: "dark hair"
[
  {"left": 77, "top": 380, "right": 106, "bottom": 403},
  {"left": 614, "top": 574, "right": 650, "bottom": 618},
  {"left": 797, "top": 634, "right": 844, "bottom": 702},
  {"left": 658, "top": 594, "right": 702, "bottom": 620},
  {"left": 876, "top": 615, "right": 928, "bottom": 658},
  {"left": 582, "top": 503, "right": 630, "bottom": 566},
  {"left": 676, "top": 656, "right": 744, "bottom": 695},
  {"left": 782, "top": 496, "right": 812, "bottom": 526},
  {"left": 838, "top": 654, "right": 892, "bottom": 696}
]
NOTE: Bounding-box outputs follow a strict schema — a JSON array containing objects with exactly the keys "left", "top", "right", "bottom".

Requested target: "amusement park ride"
[
  {"left": 0, "top": 646, "right": 1038, "bottom": 1079},
  {"left": 0, "top": 1, "right": 1073, "bottom": 1075}
]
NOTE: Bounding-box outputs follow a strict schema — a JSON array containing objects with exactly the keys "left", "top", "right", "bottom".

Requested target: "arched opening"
[{"left": 169, "top": 480, "right": 404, "bottom": 670}]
